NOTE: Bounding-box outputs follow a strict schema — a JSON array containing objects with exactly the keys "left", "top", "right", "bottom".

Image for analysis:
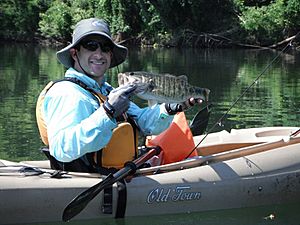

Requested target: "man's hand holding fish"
[{"left": 165, "top": 97, "right": 203, "bottom": 115}]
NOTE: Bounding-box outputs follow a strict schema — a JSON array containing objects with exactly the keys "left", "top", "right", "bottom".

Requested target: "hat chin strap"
[{"left": 75, "top": 52, "right": 96, "bottom": 78}]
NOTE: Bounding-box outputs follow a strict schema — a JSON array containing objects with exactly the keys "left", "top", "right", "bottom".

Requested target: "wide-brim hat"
[{"left": 56, "top": 18, "right": 128, "bottom": 68}]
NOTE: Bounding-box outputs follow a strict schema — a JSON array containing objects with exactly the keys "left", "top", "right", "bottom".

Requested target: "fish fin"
[{"left": 177, "top": 75, "right": 188, "bottom": 81}]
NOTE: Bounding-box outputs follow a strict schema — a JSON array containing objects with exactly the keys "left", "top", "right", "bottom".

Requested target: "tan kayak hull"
[{"left": 0, "top": 127, "right": 299, "bottom": 224}]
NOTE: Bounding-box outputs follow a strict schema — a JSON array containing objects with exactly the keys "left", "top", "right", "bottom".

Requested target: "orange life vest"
[{"left": 36, "top": 78, "right": 138, "bottom": 169}]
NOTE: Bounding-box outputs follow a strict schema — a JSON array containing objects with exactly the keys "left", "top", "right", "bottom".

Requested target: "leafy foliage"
[
  {"left": 148, "top": 0, "right": 237, "bottom": 33},
  {"left": 284, "top": 0, "right": 300, "bottom": 32},
  {"left": 0, "top": 0, "right": 42, "bottom": 40},
  {"left": 39, "top": 1, "right": 73, "bottom": 41},
  {"left": 235, "top": 0, "right": 300, "bottom": 45},
  {"left": 0, "top": 0, "right": 299, "bottom": 46}
]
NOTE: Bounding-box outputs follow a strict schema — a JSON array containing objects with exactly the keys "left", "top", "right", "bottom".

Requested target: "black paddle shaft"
[{"left": 62, "top": 147, "right": 161, "bottom": 222}]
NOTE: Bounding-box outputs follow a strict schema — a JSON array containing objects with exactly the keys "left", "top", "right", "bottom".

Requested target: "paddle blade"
[
  {"left": 62, "top": 174, "right": 113, "bottom": 222},
  {"left": 190, "top": 104, "right": 212, "bottom": 136},
  {"left": 62, "top": 148, "right": 160, "bottom": 222}
]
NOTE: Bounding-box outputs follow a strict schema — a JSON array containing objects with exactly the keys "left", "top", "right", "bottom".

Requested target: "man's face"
[{"left": 71, "top": 35, "right": 113, "bottom": 79}]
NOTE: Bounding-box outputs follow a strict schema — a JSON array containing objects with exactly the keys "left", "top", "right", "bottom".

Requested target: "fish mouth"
[
  {"left": 117, "top": 72, "right": 155, "bottom": 94},
  {"left": 118, "top": 73, "right": 140, "bottom": 85}
]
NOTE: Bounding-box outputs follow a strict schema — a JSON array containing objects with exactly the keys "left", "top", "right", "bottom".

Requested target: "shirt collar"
[{"left": 65, "top": 68, "right": 106, "bottom": 91}]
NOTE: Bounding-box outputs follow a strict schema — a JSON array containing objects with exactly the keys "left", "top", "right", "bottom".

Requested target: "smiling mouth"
[{"left": 90, "top": 60, "right": 106, "bottom": 65}]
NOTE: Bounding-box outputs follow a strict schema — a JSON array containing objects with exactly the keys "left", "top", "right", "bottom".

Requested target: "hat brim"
[{"left": 56, "top": 31, "right": 128, "bottom": 69}]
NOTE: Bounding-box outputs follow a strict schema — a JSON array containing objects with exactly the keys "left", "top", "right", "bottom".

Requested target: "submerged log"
[
  {"left": 113, "top": 29, "right": 299, "bottom": 50},
  {"left": 268, "top": 34, "right": 299, "bottom": 49},
  {"left": 176, "top": 30, "right": 299, "bottom": 50}
]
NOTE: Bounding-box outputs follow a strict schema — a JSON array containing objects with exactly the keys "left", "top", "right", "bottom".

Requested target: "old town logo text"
[{"left": 147, "top": 186, "right": 201, "bottom": 203}]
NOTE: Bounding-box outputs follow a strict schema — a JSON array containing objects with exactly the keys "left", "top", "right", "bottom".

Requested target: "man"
[{"left": 36, "top": 18, "right": 201, "bottom": 173}]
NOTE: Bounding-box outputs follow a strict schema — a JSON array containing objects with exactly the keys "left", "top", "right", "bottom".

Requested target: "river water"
[{"left": 0, "top": 43, "right": 299, "bottom": 224}]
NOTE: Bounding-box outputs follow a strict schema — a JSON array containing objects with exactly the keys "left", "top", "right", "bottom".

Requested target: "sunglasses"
[{"left": 80, "top": 40, "right": 113, "bottom": 52}]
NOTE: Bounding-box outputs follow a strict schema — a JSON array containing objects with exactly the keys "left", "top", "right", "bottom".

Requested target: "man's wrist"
[
  {"left": 103, "top": 101, "right": 115, "bottom": 118},
  {"left": 165, "top": 103, "right": 182, "bottom": 115}
]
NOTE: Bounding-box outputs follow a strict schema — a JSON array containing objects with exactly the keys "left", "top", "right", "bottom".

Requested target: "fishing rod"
[{"left": 185, "top": 31, "right": 300, "bottom": 159}]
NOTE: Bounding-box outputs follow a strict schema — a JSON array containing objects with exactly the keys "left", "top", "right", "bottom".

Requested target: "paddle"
[
  {"left": 62, "top": 147, "right": 161, "bottom": 222},
  {"left": 189, "top": 103, "right": 212, "bottom": 136}
]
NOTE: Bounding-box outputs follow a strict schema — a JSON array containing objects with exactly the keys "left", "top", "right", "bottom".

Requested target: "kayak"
[{"left": 0, "top": 126, "right": 300, "bottom": 224}]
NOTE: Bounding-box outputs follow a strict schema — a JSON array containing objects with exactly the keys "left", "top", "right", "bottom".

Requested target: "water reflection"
[
  {"left": 21, "top": 202, "right": 300, "bottom": 225},
  {"left": 0, "top": 43, "right": 299, "bottom": 161},
  {"left": 0, "top": 43, "right": 64, "bottom": 160}
]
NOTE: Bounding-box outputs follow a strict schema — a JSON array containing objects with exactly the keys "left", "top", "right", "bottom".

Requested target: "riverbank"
[{"left": 1, "top": 31, "right": 299, "bottom": 50}]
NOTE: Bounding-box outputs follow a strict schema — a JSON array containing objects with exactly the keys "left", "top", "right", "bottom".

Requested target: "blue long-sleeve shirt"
[{"left": 43, "top": 68, "right": 174, "bottom": 162}]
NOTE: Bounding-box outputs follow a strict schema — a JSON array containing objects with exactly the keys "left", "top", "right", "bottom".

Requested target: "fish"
[{"left": 118, "top": 71, "right": 210, "bottom": 106}]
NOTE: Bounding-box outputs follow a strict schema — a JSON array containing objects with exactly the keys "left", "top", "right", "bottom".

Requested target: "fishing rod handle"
[{"left": 133, "top": 147, "right": 161, "bottom": 167}]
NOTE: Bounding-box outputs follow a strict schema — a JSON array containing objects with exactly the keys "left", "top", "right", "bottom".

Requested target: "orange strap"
[{"left": 147, "top": 112, "right": 197, "bottom": 164}]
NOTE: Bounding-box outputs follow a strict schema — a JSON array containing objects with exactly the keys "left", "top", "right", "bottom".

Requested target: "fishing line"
[
  {"left": 291, "top": 128, "right": 300, "bottom": 137},
  {"left": 185, "top": 31, "right": 300, "bottom": 159}
]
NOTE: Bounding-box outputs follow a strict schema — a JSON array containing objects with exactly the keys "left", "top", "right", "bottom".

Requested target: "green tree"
[
  {"left": 38, "top": 0, "right": 134, "bottom": 41},
  {"left": 284, "top": 0, "right": 300, "bottom": 34},
  {"left": 148, "top": 0, "right": 237, "bottom": 33},
  {"left": 0, "top": 0, "right": 43, "bottom": 40},
  {"left": 1, "top": 0, "right": 299, "bottom": 46},
  {"left": 234, "top": 0, "right": 300, "bottom": 45},
  {"left": 39, "top": 0, "right": 73, "bottom": 41}
]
